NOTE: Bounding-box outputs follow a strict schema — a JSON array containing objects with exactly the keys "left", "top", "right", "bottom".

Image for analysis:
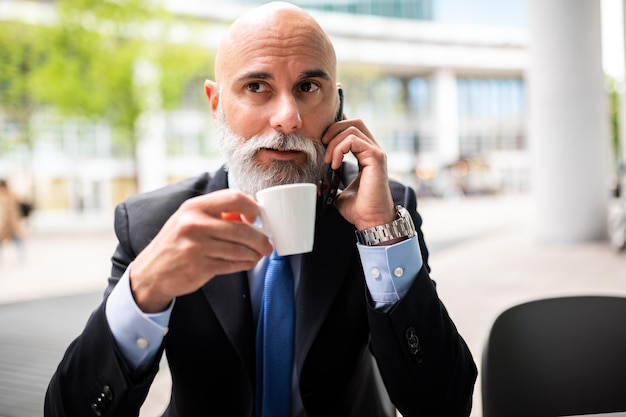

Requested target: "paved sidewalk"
[{"left": 1, "top": 193, "right": 625, "bottom": 417}]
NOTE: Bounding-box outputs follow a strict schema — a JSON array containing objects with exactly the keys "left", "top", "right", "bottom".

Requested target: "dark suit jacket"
[{"left": 45, "top": 163, "right": 477, "bottom": 417}]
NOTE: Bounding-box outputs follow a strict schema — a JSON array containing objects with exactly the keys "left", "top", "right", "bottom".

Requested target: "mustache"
[
  {"left": 246, "top": 132, "right": 323, "bottom": 158},
  {"left": 216, "top": 104, "right": 323, "bottom": 160}
]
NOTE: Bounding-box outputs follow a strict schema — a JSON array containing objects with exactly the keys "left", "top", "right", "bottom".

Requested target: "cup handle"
[{"left": 242, "top": 204, "right": 272, "bottom": 237}]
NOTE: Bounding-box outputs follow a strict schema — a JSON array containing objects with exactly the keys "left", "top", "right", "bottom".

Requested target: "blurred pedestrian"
[{"left": 0, "top": 179, "right": 25, "bottom": 260}]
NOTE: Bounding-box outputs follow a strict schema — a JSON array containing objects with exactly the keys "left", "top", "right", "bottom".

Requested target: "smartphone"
[{"left": 319, "top": 87, "right": 343, "bottom": 217}]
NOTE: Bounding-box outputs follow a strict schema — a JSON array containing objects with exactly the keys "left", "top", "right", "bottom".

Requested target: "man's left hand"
[{"left": 322, "top": 118, "right": 396, "bottom": 230}]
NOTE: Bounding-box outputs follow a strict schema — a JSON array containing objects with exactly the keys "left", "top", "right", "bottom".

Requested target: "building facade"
[{"left": 0, "top": 0, "right": 529, "bottom": 223}]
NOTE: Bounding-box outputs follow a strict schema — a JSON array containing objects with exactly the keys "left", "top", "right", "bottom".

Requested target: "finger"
[
  {"left": 165, "top": 205, "right": 270, "bottom": 261},
  {"left": 322, "top": 118, "right": 375, "bottom": 146},
  {"left": 205, "top": 259, "right": 261, "bottom": 276},
  {"left": 202, "top": 232, "right": 271, "bottom": 262},
  {"left": 327, "top": 131, "right": 383, "bottom": 170},
  {"left": 321, "top": 120, "right": 346, "bottom": 146},
  {"left": 200, "top": 216, "right": 273, "bottom": 258},
  {"left": 188, "top": 189, "right": 261, "bottom": 220},
  {"left": 322, "top": 124, "right": 351, "bottom": 168},
  {"left": 323, "top": 122, "right": 381, "bottom": 167}
]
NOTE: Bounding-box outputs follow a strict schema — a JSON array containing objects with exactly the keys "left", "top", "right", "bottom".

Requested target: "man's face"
[{"left": 211, "top": 7, "right": 339, "bottom": 195}]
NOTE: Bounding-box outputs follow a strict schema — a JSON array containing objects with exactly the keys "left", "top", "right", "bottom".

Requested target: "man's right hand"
[{"left": 129, "top": 189, "right": 273, "bottom": 313}]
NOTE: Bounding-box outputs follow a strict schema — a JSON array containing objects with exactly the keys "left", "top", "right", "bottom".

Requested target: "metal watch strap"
[{"left": 355, "top": 205, "right": 416, "bottom": 246}]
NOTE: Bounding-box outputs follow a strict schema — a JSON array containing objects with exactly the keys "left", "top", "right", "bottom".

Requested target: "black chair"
[{"left": 482, "top": 296, "right": 626, "bottom": 417}]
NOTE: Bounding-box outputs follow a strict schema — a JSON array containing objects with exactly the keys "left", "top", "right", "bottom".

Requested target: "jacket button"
[
  {"left": 405, "top": 327, "right": 420, "bottom": 355},
  {"left": 103, "top": 385, "right": 113, "bottom": 400},
  {"left": 91, "top": 385, "right": 113, "bottom": 416},
  {"left": 405, "top": 327, "right": 425, "bottom": 363},
  {"left": 91, "top": 403, "right": 102, "bottom": 416}
]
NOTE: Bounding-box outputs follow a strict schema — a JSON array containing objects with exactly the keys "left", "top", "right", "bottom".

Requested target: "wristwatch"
[{"left": 355, "top": 205, "right": 416, "bottom": 246}]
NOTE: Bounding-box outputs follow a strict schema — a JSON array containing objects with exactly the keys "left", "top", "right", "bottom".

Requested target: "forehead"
[{"left": 217, "top": 9, "right": 336, "bottom": 83}]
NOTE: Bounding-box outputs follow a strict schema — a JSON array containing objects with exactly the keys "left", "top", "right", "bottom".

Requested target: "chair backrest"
[{"left": 482, "top": 296, "right": 626, "bottom": 417}]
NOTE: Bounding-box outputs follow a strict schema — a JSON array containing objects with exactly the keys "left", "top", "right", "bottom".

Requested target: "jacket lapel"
[
  {"left": 201, "top": 272, "right": 256, "bottom": 382},
  {"left": 294, "top": 205, "right": 357, "bottom": 371},
  {"left": 201, "top": 167, "right": 256, "bottom": 381}
]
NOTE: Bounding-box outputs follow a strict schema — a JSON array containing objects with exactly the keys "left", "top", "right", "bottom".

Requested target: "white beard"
[{"left": 216, "top": 104, "right": 327, "bottom": 196}]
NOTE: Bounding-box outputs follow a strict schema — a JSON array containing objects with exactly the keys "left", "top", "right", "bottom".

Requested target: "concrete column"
[
  {"left": 136, "top": 111, "right": 168, "bottom": 193},
  {"left": 621, "top": 0, "right": 626, "bottom": 164},
  {"left": 134, "top": 59, "right": 168, "bottom": 193},
  {"left": 433, "top": 69, "right": 460, "bottom": 165},
  {"left": 528, "top": 0, "right": 610, "bottom": 241}
]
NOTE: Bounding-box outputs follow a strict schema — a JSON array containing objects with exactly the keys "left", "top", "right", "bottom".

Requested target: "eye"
[
  {"left": 298, "top": 81, "right": 320, "bottom": 93},
  {"left": 246, "top": 82, "right": 269, "bottom": 93}
]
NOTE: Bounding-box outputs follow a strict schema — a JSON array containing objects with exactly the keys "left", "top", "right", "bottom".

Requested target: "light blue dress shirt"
[{"left": 105, "top": 236, "right": 422, "bottom": 370}]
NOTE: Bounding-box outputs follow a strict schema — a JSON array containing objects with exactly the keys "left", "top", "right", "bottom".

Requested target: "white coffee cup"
[{"left": 254, "top": 183, "right": 317, "bottom": 256}]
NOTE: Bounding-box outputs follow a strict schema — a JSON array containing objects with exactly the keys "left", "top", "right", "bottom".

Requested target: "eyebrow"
[
  {"left": 299, "top": 69, "right": 331, "bottom": 81},
  {"left": 236, "top": 69, "right": 331, "bottom": 82},
  {"left": 237, "top": 72, "right": 273, "bottom": 82}
]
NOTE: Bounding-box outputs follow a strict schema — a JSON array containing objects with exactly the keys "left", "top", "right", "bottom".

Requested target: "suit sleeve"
[
  {"left": 44, "top": 202, "right": 163, "bottom": 417},
  {"left": 367, "top": 185, "right": 477, "bottom": 417}
]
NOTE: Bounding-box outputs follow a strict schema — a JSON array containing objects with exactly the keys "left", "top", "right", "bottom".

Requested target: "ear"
[{"left": 204, "top": 80, "right": 219, "bottom": 112}]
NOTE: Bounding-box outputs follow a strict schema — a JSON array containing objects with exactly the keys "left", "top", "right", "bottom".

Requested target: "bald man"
[{"left": 45, "top": 3, "right": 477, "bottom": 416}]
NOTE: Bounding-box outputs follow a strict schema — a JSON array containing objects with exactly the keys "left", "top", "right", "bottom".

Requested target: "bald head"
[
  {"left": 204, "top": 1, "right": 342, "bottom": 161},
  {"left": 214, "top": 2, "right": 336, "bottom": 83}
]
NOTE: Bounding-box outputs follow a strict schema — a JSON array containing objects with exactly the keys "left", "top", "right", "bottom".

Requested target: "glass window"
[
  {"left": 233, "top": 0, "right": 435, "bottom": 20},
  {"left": 457, "top": 77, "right": 526, "bottom": 155}
]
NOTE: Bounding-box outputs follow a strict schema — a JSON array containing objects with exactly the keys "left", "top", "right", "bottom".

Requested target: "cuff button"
[{"left": 370, "top": 268, "right": 381, "bottom": 280}]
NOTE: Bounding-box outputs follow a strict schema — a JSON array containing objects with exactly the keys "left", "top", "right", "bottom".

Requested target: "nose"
[{"left": 269, "top": 94, "right": 302, "bottom": 134}]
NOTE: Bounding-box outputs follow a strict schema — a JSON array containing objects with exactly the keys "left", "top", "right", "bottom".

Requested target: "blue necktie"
[{"left": 255, "top": 250, "right": 295, "bottom": 417}]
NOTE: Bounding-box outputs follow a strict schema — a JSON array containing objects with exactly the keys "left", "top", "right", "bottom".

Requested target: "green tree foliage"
[
  {"left": 35, "top": 0, "right": 209, "bottom": 147},
  {"left": 158, "top": 42, "right": 214, "bottom": 111},
  {"left": 607, "top": 77, "right": 622, "bottom": 173},
  {"left": 0, "top": 21, "right": 47, "bottom": 151},
  {"left": 1, "top": 0, "right": 212, "bottom": 167}
]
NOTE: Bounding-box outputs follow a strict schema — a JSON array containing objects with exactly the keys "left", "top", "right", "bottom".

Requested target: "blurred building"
[{"left": 0, "top": 0, "right": 529, "bottom": 223}]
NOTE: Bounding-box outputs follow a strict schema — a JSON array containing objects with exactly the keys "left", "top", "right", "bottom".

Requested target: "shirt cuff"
[
  {"left": 357, "top": 236, "right": 422, "bottom": 311},
  {"left": 105, "top": 264, "right": 174, "bottom": 370}
]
